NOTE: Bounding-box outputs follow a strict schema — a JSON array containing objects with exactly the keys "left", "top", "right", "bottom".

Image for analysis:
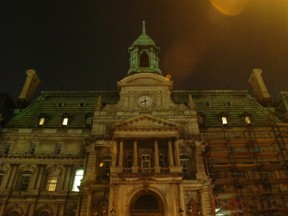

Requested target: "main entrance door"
[{"left": 130, "top": 191, "right": 164, "bottom": 216}]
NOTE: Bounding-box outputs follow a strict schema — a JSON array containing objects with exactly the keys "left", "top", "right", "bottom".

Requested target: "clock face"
[{"left": 138, "top": 95, "right": 153, "bottom": 107}]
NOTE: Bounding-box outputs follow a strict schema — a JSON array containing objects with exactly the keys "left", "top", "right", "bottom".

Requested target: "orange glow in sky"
[{"left": 209, "top": 0, "right": 249, "bottom": 16}]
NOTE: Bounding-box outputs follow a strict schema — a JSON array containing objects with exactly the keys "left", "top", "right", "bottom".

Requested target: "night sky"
[{"left": 1, "top": 0, "right": 288, "bottom": 101}]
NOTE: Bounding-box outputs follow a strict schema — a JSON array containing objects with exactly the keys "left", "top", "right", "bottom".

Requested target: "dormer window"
[
  {"left": 197, "top": 112, "right": 206, "bottom": 126},
  {"left": 38, "top": 114, "right": 47, "bottom": 126},
  {"left": 61, "top": 114, "right": 70, "bottom": 126},
  {"left": 242, "top": 113, "right": 252, "bottom": 125},
  {"left": 219, "top": 113, "right": 228, "bottom": 125}
]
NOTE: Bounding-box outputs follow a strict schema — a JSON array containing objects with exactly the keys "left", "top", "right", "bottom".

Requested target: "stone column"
[
  {"left": 168, "top": 140, "right": 174, "bottom": 167},
  {"left": 63, "top": 165, "right": 72, "bottom": 190},
  {"left": 154, "top": 140, "right": 160, "bottom": 173},
  {"left": 178, "top": 183, "right": 186, "bottom": 215},
  {"left": 111, "top": 140, "right": 117, "bottom": 167},
  {"left": 200, "top": 184, "right": 214, "bottom": 216},
  {"left": 86, "top": 192, "right": 93, "bottom": 216},
  {"left": 174, "top": 140, "right": 180, "bottom": 167},
  {"left": 118, "top": 141, "right": 124, "bottom": 168},
  {"left": 195, "top": 141, "right": 207, "bottom": 179},
  {"left": 132, "top": 140, "right": 138, "bottom": 173}
]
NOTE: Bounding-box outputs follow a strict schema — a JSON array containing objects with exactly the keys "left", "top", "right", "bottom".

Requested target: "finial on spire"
[{"left": 142, "top": 20, "right": 146, "bottom": 35}]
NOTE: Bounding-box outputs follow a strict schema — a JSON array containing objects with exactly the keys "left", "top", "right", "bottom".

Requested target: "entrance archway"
[{"left": 130, "top": 190, "right": 164, "bottom": 216}]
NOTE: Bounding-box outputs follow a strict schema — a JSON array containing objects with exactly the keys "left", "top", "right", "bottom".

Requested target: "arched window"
[
  {"left": 18, "top": 170, "right": 32, "bottom": 191},
  {"left": 7, "top": 210, "right": 21, "bottom": 216},
  {"left": 139, "top": 52, "right": 149, "bottom": 67},
  {"left": 72, "top": 169, "right": 84, "bottom": 192},
  {"left": 38, "top": 210, "right": 52, "bottom": 216}
]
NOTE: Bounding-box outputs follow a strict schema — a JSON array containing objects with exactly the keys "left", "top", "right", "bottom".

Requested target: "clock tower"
[{"left": 87, "top": 21, "right": 212, "bottom": 216}]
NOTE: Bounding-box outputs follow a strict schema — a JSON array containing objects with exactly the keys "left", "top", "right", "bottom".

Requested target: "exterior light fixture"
[{"left": 99, "top": 162, "right": 104, "bottom": 167}]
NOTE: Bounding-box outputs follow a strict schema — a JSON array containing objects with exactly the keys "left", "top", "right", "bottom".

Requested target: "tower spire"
[
  {"left": 142, "top": 20, "right": 146, "bottom": 35},
  {"left": 127, "top": 21, "right": 162, "bottom": 75}
]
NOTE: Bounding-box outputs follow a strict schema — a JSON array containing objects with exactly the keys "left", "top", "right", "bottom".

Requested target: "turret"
[{"left": 127, "top": 21, "right": 162, "bottom": 75}]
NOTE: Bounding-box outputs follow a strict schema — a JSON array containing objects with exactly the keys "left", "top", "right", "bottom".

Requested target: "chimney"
[
  {"left": 18, "top": 69, "right": 41, "bottom": 107},
  {"left": 248, "top": 68, "right": 271, "bottom": 105}
]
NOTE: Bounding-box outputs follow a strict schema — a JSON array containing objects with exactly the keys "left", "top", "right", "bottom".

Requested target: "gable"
[{"left": 112, "top": 114, "right": 181, "bottom": 138}]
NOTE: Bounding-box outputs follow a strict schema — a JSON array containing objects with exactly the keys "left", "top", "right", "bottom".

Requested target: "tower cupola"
[{"left": 128, "top": 21, "right": 162, "bottom": 75}]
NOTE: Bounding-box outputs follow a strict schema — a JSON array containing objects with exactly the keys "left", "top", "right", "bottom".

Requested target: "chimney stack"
[
  {"left": 18, "top": 69, "right": 41, "bottom": 107},
  {"left": 248, "top": 68, "right": 271, "bottom": 105}
]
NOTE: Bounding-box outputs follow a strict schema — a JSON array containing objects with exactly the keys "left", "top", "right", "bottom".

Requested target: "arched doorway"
[{"left": 130, "top": 190, "right": 164, "bottom": 216}]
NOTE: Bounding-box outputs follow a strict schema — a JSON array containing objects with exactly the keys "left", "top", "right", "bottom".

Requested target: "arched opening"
[
  {"left": 130, "top": 191, "right": 164, "bottom": 216},
  {"left": 139, "top": 52, "right": 149, "bottom": 67}
]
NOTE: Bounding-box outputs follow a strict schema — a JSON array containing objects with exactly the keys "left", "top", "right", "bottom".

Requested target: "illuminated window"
[
  {"left": 18, "top": 170, "right": 32, "bottom": 191},
  {"left": 38, "top": 114, "right": 47, "bottom": 126},
  {"left": 61, "top": 114, "right": 70, "bottom": 126},
  {"left": 221, "top": 116, "right": 228, "bottom": 125},
  {"left": 244, "top": 116, "right": 252, "bottom": 124},
  {"left": 46, "top": 176, "right": 58, "bottom": 191},
  {"left": 219, "top": 113, "right": 228, "bottom": 125},
  {"left": 72, "top": 169, "right": 84, "bottom": 192}
]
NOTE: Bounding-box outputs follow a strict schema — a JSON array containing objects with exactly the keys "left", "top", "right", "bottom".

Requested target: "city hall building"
[{"left": 0, "top": 22, "right": 288, "bottom": 216}]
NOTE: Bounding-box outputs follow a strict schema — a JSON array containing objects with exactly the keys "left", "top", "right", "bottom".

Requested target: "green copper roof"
[
  {"left": 4, "top": 90, "right": 275, "bottom": 129},
  {"left": 132, "top": 21, "right": 156, "bottom": 47}
]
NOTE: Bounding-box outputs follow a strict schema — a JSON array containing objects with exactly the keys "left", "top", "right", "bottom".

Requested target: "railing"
[{"left": 138, "top": 168, "right": 155, "bottom": 174}]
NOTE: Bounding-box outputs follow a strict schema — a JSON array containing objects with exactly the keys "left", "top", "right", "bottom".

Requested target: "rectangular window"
[
  {"left": 2, "top": 143, "right": 11, "bottom": 156},
  {"left": 54, "top": 143, "right": 63, "bottom": 155},
  {"left": 28, "top": 143, "right": 38, "bottom": 155},
  {"left": 46, "top": 176, "right": 58, "bottom": 191},
  {"left": 18, "top": 172, "right": 31, "bottom": 191},
  {"left": 38, "top": 117, "right": 46, "bottom": 126},
  {"left": 62, "top": 117, "right": 69, "bottom": 126},
  {"left": 221, "top": 116, "right": 228, "bottom": 125}
]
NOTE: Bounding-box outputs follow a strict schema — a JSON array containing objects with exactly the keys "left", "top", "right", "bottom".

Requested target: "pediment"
[
  {"left": 113, "top": 115, "right": 181, "bottom": 138},
  {"left": 118, "top": 73, "right": 172, "bottom": 89}
]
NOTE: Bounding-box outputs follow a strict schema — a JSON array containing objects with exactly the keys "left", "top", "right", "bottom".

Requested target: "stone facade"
[{"left": 0, "top": 22, "right": 288, "bottom": 216}]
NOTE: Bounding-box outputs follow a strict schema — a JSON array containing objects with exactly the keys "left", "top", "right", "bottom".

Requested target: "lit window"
[
  {"left": 221, "top": 116, "right": 228, "bottom": 125},
  {"left": 72, "top": 169, "right": 84, "bottom": 192},
  {"left": 244, "top": 116, "right": 251, "bottom": 124},
  {"left": 39, "top": 117, "right": 45, "bottom": 125},
  {"left": 62, "top": 117, "right": 69, "bottom": 126},
  {"left": 18, "top": 170, "right": 32, "bottom": 191},
  {"left": 46, "top": 176, "right": 58, "bottom": 191}
]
